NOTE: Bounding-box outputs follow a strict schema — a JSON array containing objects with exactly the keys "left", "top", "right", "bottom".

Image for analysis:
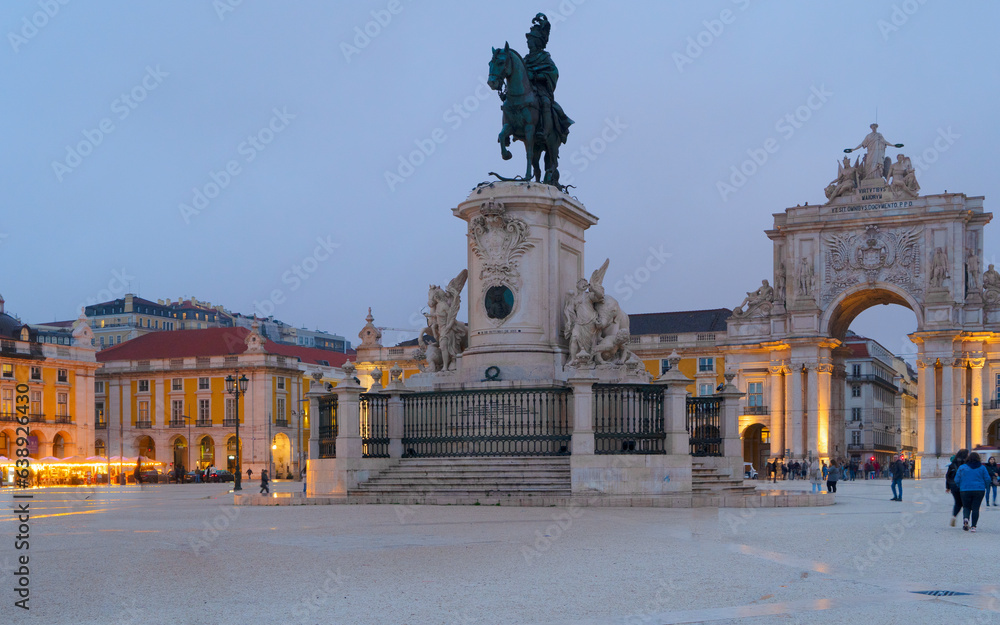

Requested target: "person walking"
[
  {"left": 986, "top": 457, "right": 998, "bottom": 507},
  {"left": 770, "top": 460, "right": 778, "bottom": 484},
  {"left": 809, "top": 460, "right": 823, "bottom": 493},
  {"left": 259, "top": 469, "right": 270, "bottom": 495},
  {"left": 301, "top": 466, "right": 307, "bottom": 494},
  {"left": 890, "top": 457, "right": 904, "bottom": 501},
  {"left": 826, "top": 462, "right": 841, "bottom": 494},
  {"left": 955, "top": 451, "right": 991, "bottom": 532},
  {"left": 946, "top": 449, "right": 969, "bottom": 527},
  {"left": 247, "top": 468, "right": 253, "bottom": 482}
]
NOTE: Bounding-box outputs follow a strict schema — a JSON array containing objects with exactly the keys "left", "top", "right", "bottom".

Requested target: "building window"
[
  {"left": 1, "top": 388, "right": 12, "bottom": 415},
  {"left": 198, "top": 377, "right": 209, "bottom": 390},
  {"left": 199, "top": 399, "right": 210, "bottom": 422},
  {"left": 171, "top": 399, "right": 183, "bottom": 421},
  {"left": 852, "top": 407, "right": 862, "bottom": 421},
  {"left": 747, "top": 382, "right": 763, "bottom": 407},
  {"left": 277, "top": 397, "right": 286, "bottom": 419},
  {"left": 95, "top": 380, "right": 105, "bottom": 394},
  {"left": 851, "top": 430, "right": 862, "bottom": 445},
  {"left": 95, "top": 401, "right": 105, "bottom": 424},
  {"left": 139, "top": 400, "right": 150, "bottom": 421},
  {"left": 698, "top": 358, "right": 714, "bottom": 372},
  {"left": 660, "top": 359, "right": 671, "bottom": 375},
  {"left": 30, "top": 391, "right": 41, "bottom": 416},
  {"left": 100, "top": 336, "right": 105, "bottom": 347},
  {"left": 95, "top": 439, "right": 106, "bottom": 456},
  {"left": 699, "top": 383, "right": 713, "bottom": 396},
  {"left": 138, "top": 380, "right": 150, "bottom": 392},
  {"left": 172, "top": 378, "right": 183, "bottom": 391},
  {"left": 852, "top": 364, "right": 861, "bottom": 377},
  {"left": 225, "top": 398, "right": 236, "bottom": 421},
  {"left": 30, "top": 366, "right": 41, "bottom": 381},
  {"left": 1, "top": 364, "right": 11, "bottom": 378},
  {"left": 57, "top": 393, "right": 68, "bottom": 416},
  {"left": 277, "top": 377, "right": 285, "bottom": 390},
  {"left": 57, "top": 369, "right": 68, "bottom": 383},
  {"left": 851, "top": 385, "right": 861, "bottom": 398}
]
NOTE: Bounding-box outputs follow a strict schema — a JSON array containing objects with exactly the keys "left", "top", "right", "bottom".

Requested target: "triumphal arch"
[{"left": 722, "top": 124, "right": 995, "bottom": 477}]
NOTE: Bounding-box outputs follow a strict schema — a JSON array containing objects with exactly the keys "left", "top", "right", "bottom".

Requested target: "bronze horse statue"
[{"left": 488, "top": 43, "right": 559, "bottom": 185}]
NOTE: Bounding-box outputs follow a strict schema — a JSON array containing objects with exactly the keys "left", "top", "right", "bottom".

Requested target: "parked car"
[
  {"left": 140, "top": 469, "right": 162, "bottom": 483},
  {"left": 743, "top": 463, "right": 758, "bottom": 479},
  {"left": 205, "top": 469, "right": 234, "bottom": 483}
]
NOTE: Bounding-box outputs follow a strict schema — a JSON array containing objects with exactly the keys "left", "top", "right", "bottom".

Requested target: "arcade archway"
[
  {"left": 272, "top": 433, "right": 291, "bottom": 478},
  {"left": 741, "top": 423, "right": 770, "bottom": 476},
  {"left": 136, "top": 436, "right": 155, "bottom": 460}
]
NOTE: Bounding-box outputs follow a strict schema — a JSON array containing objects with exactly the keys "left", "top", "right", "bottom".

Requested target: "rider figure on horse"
[{"left": 524, "top": 14, "right": 573, "bottom": 154}]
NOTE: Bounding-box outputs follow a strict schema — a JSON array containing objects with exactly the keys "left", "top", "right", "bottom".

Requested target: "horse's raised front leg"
[{"left": 498, "top": 124, "right": 513, "bottom": 161}]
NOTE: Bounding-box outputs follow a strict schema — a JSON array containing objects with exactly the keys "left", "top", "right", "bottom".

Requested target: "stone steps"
[
  {"left": 348, "top": 456, "right": 572, "bottom": 499},
  {"left": 691, "top": 461, "right": 758, "bottom": 495}
]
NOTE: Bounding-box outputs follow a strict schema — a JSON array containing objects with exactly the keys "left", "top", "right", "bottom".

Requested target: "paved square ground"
[{"left": 2, "top": 477, "right": 998, "bottom": 624}]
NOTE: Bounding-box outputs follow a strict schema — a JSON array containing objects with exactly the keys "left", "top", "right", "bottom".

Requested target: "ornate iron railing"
[
  {"left": 402, "top": 387, "right": 571, "bottom": 457},
  {"left": 686, "top": 397, "right": 722, "bottom": 457},
  {"left": 360, "top": 393, "right": 389, "bottom": 458},
  {"left": 318, "top": 396, "right": 338, "bottom": 459},
  {"left": 275, "top": 419, "right": 289, "bottom": 428},
  {"left": 742, "top": 404, "right": 769, "bottom": 416},
  {"left": 593, "top": 384, "right": 665, "bottom": 454}
]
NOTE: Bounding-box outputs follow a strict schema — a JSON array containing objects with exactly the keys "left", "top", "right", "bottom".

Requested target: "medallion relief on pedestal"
[
  {"left": 469, "top": 198, "right": 534, "bottom": 325},
  {"left": 822, "top": 225, "right": 922, "bottom": 305}
]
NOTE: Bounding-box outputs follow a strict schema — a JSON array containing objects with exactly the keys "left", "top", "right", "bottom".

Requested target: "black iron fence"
[
  {"left": 318, "top": 396, "right": 338, "bottom": 459},
  {"left": 686, "top": 397, "right": 722, "bottom": 456},
  {"left": 402, "top": 388, "right": 571, "bottom": 457},
  {"left": 360, "top": 393, "right": 389, "bottom": 458},
  {"left": 593, "top": 384, "right": 665, "bottom": 454}
]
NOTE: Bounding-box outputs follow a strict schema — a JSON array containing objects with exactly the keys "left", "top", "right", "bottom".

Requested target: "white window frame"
[
  {"left": 198, "top": 398, "right": 210, "bottom": 422},
  {"left": 198, "top": 377, "right": 210, "bottom": 390},
  {"left": 172, "top": 378, "right": 183, "bottom": 391},
  {"left": 698, "top": 358, "right": 714, "bottom": 373},
  {"left": 747, "top": 382, "right": 763, "bottom": 407},
  {"left": 56, "top": 392, "right": 68, "bottom": 416},
  {"left": 138, "top": 380, "right": 150, "bottom": 393}
]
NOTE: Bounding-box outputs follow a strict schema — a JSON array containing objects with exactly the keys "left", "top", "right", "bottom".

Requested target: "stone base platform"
[{"left": 235, "top": 489, "right": 833, "bottom": 508}]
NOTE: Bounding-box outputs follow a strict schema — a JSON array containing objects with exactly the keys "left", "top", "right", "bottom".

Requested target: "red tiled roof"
[{"left": 96, "top": 327, "right": 352, "bottom": 367}]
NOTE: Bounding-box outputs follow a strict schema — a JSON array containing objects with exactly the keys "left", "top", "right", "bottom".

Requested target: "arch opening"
[
  {"left": 741, "top": 423, "right": 769, "bottom": 478},
  {"left": 824, "top": 284, "right": 921, "bottom": 342}
]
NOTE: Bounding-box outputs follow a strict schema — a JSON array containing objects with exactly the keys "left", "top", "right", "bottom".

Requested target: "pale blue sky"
[{"left": 3, "top": 1, "right": 998, "bottom": 355}]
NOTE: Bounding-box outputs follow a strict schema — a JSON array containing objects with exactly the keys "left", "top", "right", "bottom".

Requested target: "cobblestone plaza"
[{"left": 3, "top": 479, "right": 998, "bottom": 624}]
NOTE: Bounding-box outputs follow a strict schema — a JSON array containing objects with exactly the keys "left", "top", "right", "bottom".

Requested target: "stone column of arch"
[
  {"left": 805, "top": 363, "right": 818, "bottom": 460},
  {"left": 815, "top": 364, "right": 834, "bottom": 460},
  {"left": 940, "top": 358, "right": 955, "bottom": 455},
  {"left": 916, "top": 357, "right": 937, "bottom": 468},
  {"left": 768, "top": 364, "right": 786, "bottom": 460},
  {"left": 789, "top": 364, "right": 804, "bottom": 458},
  {"left": 970, "top": 357, "right": 985, "bottom": 447}
]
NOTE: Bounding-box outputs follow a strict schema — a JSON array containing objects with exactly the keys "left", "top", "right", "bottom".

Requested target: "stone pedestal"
[{"left": 449, "top": 181, "right": 598, "bottom": 384}]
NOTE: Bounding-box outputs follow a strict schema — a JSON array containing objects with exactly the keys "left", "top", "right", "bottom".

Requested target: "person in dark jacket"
[
  {"left": 956, "top": 452, "right": 991, "bottom": 532},
  {"left": 826, "top": 462, "right": 841, "bottom": 493},
  {"left": 986, "top": 457, "right": 998, "bottom": 507},
  {"left": 946, "top": 449, "right": 969, "bottom": 526},
  {"left": 259, "top": 469, "right": 270, "bottom": 495},
  {"left": 890, "top": 458, "right": 904, "bottom": 501}
]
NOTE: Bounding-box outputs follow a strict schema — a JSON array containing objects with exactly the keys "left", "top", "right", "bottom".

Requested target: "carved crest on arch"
[{"left": 822, "top": 225, "right": 923, "bottom": 305}]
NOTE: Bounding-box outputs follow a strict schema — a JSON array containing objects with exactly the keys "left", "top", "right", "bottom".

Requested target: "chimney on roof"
[
  {"left": 192, "top": 296, "right": 199, "bottom": 306},
  {"left": 124, "top": 293, "right": 134, "bottom": 312},
  {"left": 157, "top": 299, "right": 164, "bottom": 305},
  {"left": 165, "top": 299, "right": 171, "bottom": 305}
]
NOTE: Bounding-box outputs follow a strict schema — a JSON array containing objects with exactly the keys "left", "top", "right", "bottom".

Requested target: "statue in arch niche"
[
  {"left": 983, "top": 264, "right": 1000, "bottom": 306},
  {"left": 930, "top": 247, "right": 949, "bottom": 289}
]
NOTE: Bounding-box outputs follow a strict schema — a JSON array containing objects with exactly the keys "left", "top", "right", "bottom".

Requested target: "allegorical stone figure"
[
  {"left": 844, "top": 123, "right": 904, "bottom": 180},
  {"left": 562, "top": 259, "right": 636, "bottom": 368},
  {"left": 930, "top": 247, "right": 949, "bottom": 288},
  {"left": 983, "top": 263, "right": 1000, "bottom": 306},
  {"left": 774, "top": 260, "right": 787, "bottom": 304},
  {"left": 967, "top": 249, "right": 981, "bottom": 291},
  {"left": 887, "top": 154, "right": 920, "bottom": 197},
  {"left": 733, "top": 279, "right": 774, "bottom": 317},
  {"left": 797, "top": 257, "right": 815, "bottom": 297},
  {"left": 825, "top": 156, "right": 860, "bottom": 201},
  {"left": 418, "top": 270, "right": 469, "bottom": 372}
]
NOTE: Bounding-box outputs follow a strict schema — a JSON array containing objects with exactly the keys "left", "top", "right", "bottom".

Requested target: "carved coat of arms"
[
  {"left": 823, "top": 225, "right": 922, "bottom": 304},
  {"left": 468, "top": 199, "right": 534, "bottom": 323}
]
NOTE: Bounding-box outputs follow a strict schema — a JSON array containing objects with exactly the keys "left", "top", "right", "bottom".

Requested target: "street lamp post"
[{"left": 225, "top": 372, "right": 249, "bottom": 492}]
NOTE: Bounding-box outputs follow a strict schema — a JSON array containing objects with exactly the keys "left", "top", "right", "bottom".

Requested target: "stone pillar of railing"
[
  {"left": 718, "top": 370, "right": 746, "bottom": 470},
  {"left": 333, "top": 376, "right": 364, "bottom": 461},
  {"left": 568, "top": 376, "right": 597, "bottom": 455},
  {"left": 304, "top": 385, "right": 325, "bottom": 462},
  {"left": 654, "top": 350, "right": 693, "bottom": 456},
  {"left": 384, "top": 364, "right": 411, "bottom": 459}
]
